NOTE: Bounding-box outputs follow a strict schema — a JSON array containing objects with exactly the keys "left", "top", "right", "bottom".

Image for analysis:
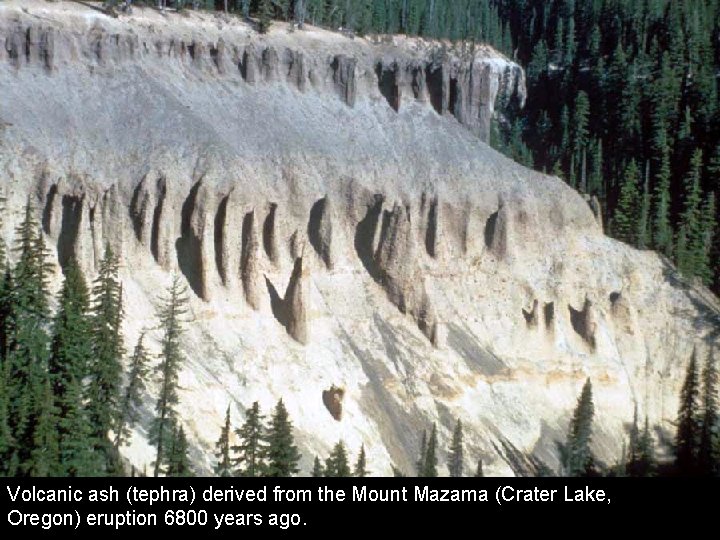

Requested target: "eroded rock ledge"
[{"left": 0, "top": 3, "right": 524, "bottom": 142}]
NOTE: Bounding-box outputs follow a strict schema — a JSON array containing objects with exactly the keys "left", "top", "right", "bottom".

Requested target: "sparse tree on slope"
[
  {"left": 263, "top": 399, "right": 300, "bottom": 477},
  {"left": 447, "top": 418, "right": 464, "bottom": 477},
  {"left": 233, "top": 401, "right": 265, "bottom": 477},
  {"left": 698, "top": 352, "right": 719, "bottom": 476},
  {"left": 87, "top": 245, "right": 125, "bottom": 471},
  {"left": 325, "top": 440, "right": 350, "bottom": 477},
  {"left": 312, "top": 455, "right": 324, "bottom": 477},
  {"left": 150, "top": 276, "right": 189, "bottom": 477},
  {"left": 114, "top": 332, "right": 150, "bottom": 452},
  {"left": 354, "top": 444, "right": 368, "bottom": 477},
  {"left": 676, "top": 350, "right": 700, "bottom": 475},
  {"left": 561, "top": 378, "right": 595, "bottom": 477},
  {"left": 215, "top": 405, "right": 233, "bottom": 477},
  {"left": 423, "top": 423, "right": 438, "bottom": 477}
]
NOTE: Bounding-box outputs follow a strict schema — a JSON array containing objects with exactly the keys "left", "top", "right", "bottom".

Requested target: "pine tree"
[
  {"left": 263, "top": 399, "right": 301, "bottom": 477},
  {"left": 613, "top": 161, "right": 641, "bottom": 245},
  {"left": 637, "top": 416, "right": 657, "bottom": 477},
  {"left": 423, "top": 423, "right": 438, "bottom": 477},
  {"left": 637, "top": 165, "right": 652, "bottom": 249},
  {"left": 232, "top": 401, "right": 265, "bottom": 477},
  {"left": 6, "top": 204, "right": 53, "bottom": 475},
  {"left": 87, "top": 245, "right": 125, "bottom": 469},
  {"left": 697, "top": 193, "right": 716, "bottom": 285},
  {"left": 447, "top": 418, "right": 463, "bottom": 477},
  {"left": 258, "top": 0, "right": 274, "bottom": 33},
  {"left": 652, "top": 131, "right": 673, "bottom": 257},
  {"left": 562, "top": 378, "right": 595, "bottom": 476},
  {"left": 311, "top": 455, "right": 324, "bottom": 477},
  {"left": 354, "top": 444, "right": 368, "bottom": 477},
  {"left": 676, "top": 350, "right": 700, "bottom": 475},
  {"left": 324, "top": 440, "right": 350, "bottom": 477},
  {"left": 677, "top": 150, "right": 703, "bottom": 276},
  {"left": 698, "top": 352, "right": 719, "bottom": 476},
  {"left": 474, "top": 458, "right": 484, "bottom": 477},
  {"left": 29, "top": 376, "right": 59, "bottom": 477},
  {"left": 165, "top": 422, "right": 193, "bottom": 477},
  {"left": 625, "top": 405, "right": 641, "bottom": 476},
  {"left": 150, "top": 276, "right": 189, "bottom": 477},
  {"left": 416, "top": 429, "right": 427, "bottom": 476},
  {"left": 114, "top": 332, "right": 150, "bottom": 451},
  {"left": 215, "top": 405, "right": 233, "bottom": 477},
  {"left": 49, "top": 258, "right": 98, "bottom": 477}
]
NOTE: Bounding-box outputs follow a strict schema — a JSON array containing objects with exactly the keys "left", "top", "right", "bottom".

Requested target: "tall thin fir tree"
[
  {"left": 423, "top": 423, "right": 438, "bottom": 477},
  {"left": 354, "top": 444, "right": 368, "bottom": 477},
  {"left": 263, "top": 399, "right": 301, "bottom": 477},
  {"left": 214, "top": 405, "right": 233, "bottom": 477},
  {"left": 324, "top": 440, "right": 350, "bottom": 477},
  {"left": 114, "top": 332, "right": 150, "bottom": 453},
  {"left": 675, "top": 350, "right": 700, "bottom": 475},
  {"left": 416, "top": 429, "right": 427, "bottom": 476},
  {"left": 447, "top": 418, "right": 464, "bottom": 477},
  {"left": 7, "top": 204, "right": 54, "bottom": 475},
  {"left": 561, "top": 378, "right": 595, "bottom": 476},
  {"left": 49, "top": 258, "right": 99, "bottom": 476},
  {"left": 311, "top": 456, "right": 324, "bottom": 477},
  {"left": 698, "top": 351, "right": 718, "bottom": 476},
  {"left": 87, "top": 245, "right": 125, "bottom": 471},
  {"left": 676, "top": 150, "right": 703, "bottom": 276},
  {"left": 258, "top": 0, "right": 274, "bottom": 33},
  {"left": 165, "top": 421, "right": 193, "bottom": 477},
  {"left": 613, "top": 161, "right": 641, "bottom": 245},
  {"left": 637, "top": 416, "right": 657, "bottom": 477},
  {"left": 150, "top": 276, "right": 189, "bottom": 477},
  {"left": 232, "top": 401, "right": 265, "bottom": 477}
]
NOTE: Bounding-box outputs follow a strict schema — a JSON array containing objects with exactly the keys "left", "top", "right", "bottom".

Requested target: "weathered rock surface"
[{"left": 0, "top": 1, "right": 718, "bottom": 476}]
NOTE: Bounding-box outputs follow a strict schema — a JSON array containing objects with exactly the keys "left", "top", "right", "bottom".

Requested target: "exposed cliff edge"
[{"left": 1, "top": 1, "right": 718, "bottom": 476}]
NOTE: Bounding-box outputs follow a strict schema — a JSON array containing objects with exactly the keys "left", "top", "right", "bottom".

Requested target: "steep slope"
[{"left": 1, "top": 1, "right": 718, "bottom": 475}]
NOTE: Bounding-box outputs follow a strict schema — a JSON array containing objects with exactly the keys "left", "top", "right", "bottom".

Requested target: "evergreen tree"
[
  {"left": 6, "top": 204, "right": 53, "bottom": 475},
  {"left": 447, "top": 418, "right": 463, "bottom": 477},
  {"left": 263, "top": 399, "right": 301, "bottom": 477},
  {"left": 311, "top": 455, "right": 324, "bottom": 477},
  {"left": 114, "top": 332, "right": 150, "bottom": 451},
  {"left": 232, "top": 401, "right": 265, "bottom": 477},
  {"left": 258, "top": 0, "right": 274, "bottom": 33},
  {"left": 637, "top": 416, "right": 657, "bottom": 477},
  {"left": 561, "top": 378, "right": 595, "bottom": 476},
  {"left": 613, "top": 161, "right": 641, "bottom": 245},
  {"left": 423, "top": 423, "right": 438, "bottom": 477},
  {"left": 324, "top": 440, "right": 351, "bottom": 477},
  {"left": 354, "top": 444, "right": 368, "bottom": 477},
  {"left": 214, "top": 405, "right": 233, "bottom": 477},
  {"left": 698, "top": 352, "right": 719, "bottom": 476},
  {"left": 150, "top": 276, "right": 189, "bottom": 477},
  {"left": 697, "top": 193, "right": 716, "bottom": 285},
  {"left": 87, "top": 245, "right": 125, "bottom": 469},
  {"left": 637, "top": 167, "right": 652, "bottom": 249},
  {"left": 416, "top": 429, "right": 427, "bottom": 476},
  {"left": 29, "top": 376, "right": 59, "bottom": 477},
  {"left": 676, "top": 350, "right": 700, "bottom": 475},
  {"left": 165, "top": 422, "right": 193, "bottom": 477},
  {"left": 49, "top": 259, "right": 98, "bottom": 477},
  {"left": 677, "top": 150, "right": 704, "bottom": 276}
]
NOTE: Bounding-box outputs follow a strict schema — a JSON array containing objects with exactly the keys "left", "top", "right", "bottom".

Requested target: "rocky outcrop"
[
  {"left": 283, "top": 257, "right": 309, "bottom": 344},
  {"left": 0, "top": 3, "right": 523, "bottom": 142},
  {"left": 322, "top": 385, "right": 345, "bottom": 421}
]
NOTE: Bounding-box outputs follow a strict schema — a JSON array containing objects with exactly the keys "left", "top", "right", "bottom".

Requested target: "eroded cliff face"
[{"left": 1, "top": 1, "right": 718, "bottom": 476}]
